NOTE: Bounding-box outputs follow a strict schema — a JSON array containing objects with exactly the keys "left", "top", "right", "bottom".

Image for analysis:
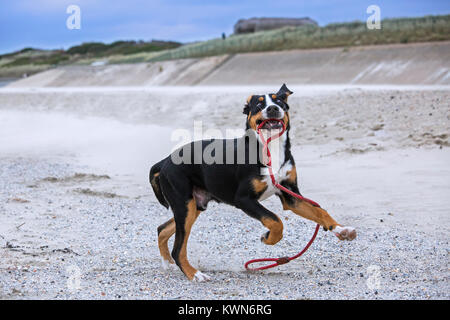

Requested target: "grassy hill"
[
  {"left": 146, "top": 15, "right": 450, "bottom": 62},
  {"left": 0, "top": 40, "right": 180, "bottom": 78},
  {"left": 1, "top": 14, "right": 449, "bottom": 78}
]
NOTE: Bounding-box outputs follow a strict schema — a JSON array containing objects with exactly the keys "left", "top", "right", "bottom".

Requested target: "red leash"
[{"left": 244, "top": 119, "right": 321, "bottom": 271}]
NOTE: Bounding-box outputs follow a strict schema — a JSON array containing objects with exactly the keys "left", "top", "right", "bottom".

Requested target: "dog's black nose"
[{"left": 266, "top": 105, "right": 280, "bottom": 117}]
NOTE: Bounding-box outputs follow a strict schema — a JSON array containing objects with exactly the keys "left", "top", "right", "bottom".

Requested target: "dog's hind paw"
[
  {"left": 192, "top": 271, "right": 211, "bottom": 282},
  {"left": 333, "top": 226, "right": 357, "bottom": 241},
  {"left": 161, "top": 257, "right": 175, "bottom": 270}
]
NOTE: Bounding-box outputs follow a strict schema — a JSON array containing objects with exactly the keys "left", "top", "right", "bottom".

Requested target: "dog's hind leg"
[
  {"left": 171, "top": 199, "right": 210, "bottom": 281},
  {"left": 159, "top": 172, "right": 210, "bottom": 281},
  {"left": 158, "top": 217, "right": 175, "bottom": 268},
  {"left": 158, "top": 208, "right": 203, "bottom": 270}
]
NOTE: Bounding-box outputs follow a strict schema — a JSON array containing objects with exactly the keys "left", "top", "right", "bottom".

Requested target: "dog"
[{"left": 150, "top": 84, "right": 356, "bottom": 281}]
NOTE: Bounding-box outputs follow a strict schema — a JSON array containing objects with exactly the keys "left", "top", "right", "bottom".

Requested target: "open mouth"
[{"left": 256, "top": 118, "right": 284, "bottom": 130}]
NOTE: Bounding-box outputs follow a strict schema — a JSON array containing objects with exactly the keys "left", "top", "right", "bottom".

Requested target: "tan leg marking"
[
  {"left": 158, "top": 218, "right": 175, "bottom": 264},
  {"left": 282, "top": 197, "right": 339, "bottom": 231},
  {"left": 261, "top": 216, "right": 284, "bottom": 245},
  {"left": 252, "top": 178, "right": 268, "bottom": 194},
  {"left": 178, "top": 200, "right": 201, "bottom": 280}
]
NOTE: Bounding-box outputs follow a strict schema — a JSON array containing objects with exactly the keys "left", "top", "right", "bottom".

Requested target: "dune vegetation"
[
  {"left": 147, "top": 15, "right": 450, "bottom": 62},
  {"left": 0, "top": 40, "right": 180, "bottom": 77}
]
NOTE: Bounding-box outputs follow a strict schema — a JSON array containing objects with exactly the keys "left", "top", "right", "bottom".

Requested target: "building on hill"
[{"left": 233, "top": 17, "right": 318, "bottom": 34}]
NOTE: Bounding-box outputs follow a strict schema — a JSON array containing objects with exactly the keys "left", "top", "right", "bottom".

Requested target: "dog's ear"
[
  {"left": 243, "top": 95, "right": 253, "bottom": 114},
  {"left": 276, "top": 84, "right": 293, "bottom": 102}
]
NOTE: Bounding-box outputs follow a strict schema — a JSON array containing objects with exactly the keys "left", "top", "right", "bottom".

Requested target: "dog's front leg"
[
  {"left": 278, "top": 181, "right": 356, "bottom": 241},
  {"left": 235, "top": 193, "right": 284, "bottom": 245}
]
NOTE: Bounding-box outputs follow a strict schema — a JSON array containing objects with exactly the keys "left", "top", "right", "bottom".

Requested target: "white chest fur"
[
  {"left": 258, "top": 161, "right": 293, "bottom": 201},
  {"left": 257, "top": 130, "right": 286, "bottom": 170},
  {"left": 254, "top": 129, "right": 291, "bottom": 201}
]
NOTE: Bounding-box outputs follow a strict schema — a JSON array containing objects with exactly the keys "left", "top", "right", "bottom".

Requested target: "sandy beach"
[{"left": 0, "top": 83, "right": 448, "bottom": 299}]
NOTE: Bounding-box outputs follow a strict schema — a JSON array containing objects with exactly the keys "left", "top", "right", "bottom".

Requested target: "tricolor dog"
[{"left": 150, "top": 84, "right": 356, "bottom": 281}]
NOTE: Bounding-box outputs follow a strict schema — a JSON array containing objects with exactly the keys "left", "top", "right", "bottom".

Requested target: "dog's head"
[{"left": 243, "top": 84, "right": 293, "bottom": 132}]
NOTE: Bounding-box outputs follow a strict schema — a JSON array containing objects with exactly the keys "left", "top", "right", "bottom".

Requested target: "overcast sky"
[{"left": 1, "top": 0, "right": 449, "bottom": 54}]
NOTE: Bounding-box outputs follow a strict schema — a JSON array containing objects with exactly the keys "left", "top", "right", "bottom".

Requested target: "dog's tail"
[{"left": 149, "top": 159, "right": 169, "bottom": 209}]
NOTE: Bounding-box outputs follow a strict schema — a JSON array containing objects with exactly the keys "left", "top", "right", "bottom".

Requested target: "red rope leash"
[{"left": 244, "top": 119, "right": 321, "bottom": 271}]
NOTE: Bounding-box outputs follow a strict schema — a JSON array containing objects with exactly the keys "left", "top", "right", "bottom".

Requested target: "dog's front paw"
[
  {"left": 192, "top": 271, "right": 212, "bottom": 282},
  {"left": 333, "top": 226, "right": 357, "bottom": 241},
  {"left": 260, "top": 231, "right": 282, "bottom": 245},
  {"left": 260, "top": 231, "right": 270, "bottom": 243}
]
